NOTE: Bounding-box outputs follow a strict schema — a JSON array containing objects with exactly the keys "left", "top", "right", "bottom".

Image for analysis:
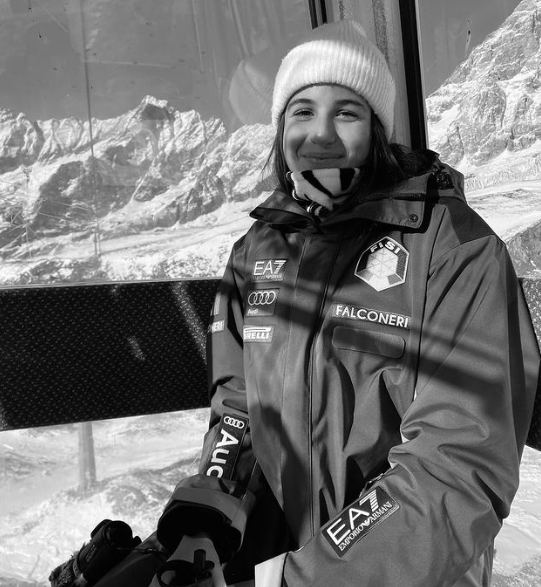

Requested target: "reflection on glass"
[
  {"left": 0, "top": 0, "right": 311, "bottom": 286},
  {"left": 420, "top": 0, "right": 541, "bottom": 279}
]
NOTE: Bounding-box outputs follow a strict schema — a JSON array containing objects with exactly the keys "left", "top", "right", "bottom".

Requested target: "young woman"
[{"left": 155, "top": 20, "right": 540, "bottom": 587}]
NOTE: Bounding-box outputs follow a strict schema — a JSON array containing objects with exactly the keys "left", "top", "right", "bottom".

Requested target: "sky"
[{"left": 417, "top": 0, "right": 523, "bottom": 94}]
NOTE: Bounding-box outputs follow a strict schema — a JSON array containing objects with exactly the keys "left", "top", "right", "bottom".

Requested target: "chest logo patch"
[
  {"left": 246, "top": 289, "right": 279, "bottom": 317},
  {"left": 252, "top": 259, "right": 287, "bottom": 282},
  {"left": 243, "top": 325, "right": 274, "bottom": 342},
  {"left": 355, "top": 237, "right": 409, "bottom": 292}
]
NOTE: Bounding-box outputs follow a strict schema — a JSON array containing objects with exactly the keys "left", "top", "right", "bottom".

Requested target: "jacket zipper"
[{"left": 307, "top": 234, "right": 344, "bottom": 537}]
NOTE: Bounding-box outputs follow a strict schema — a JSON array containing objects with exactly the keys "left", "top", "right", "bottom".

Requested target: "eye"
[
  {"left": 336, "top": 109, "right": 360, "bottom": 120},
  {"left": 291, "top": 107, "right": 313, "bottom": 119}
]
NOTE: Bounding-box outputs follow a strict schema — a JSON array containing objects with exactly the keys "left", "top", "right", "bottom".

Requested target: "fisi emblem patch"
[
  {"left": 355, "top": 237, "right": 409, "bottom": 292},
  {"left": 323, "top": 486, "right": 399, "bottom": 557}
]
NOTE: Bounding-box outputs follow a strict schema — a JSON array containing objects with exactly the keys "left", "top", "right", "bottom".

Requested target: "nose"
[{"left": 309, "top": 114, "right": 337, "bottom": 145}]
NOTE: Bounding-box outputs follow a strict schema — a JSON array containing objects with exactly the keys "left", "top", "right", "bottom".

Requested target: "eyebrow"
[{"left": 286, "top": 97, "right": 370, "bottom": 111}]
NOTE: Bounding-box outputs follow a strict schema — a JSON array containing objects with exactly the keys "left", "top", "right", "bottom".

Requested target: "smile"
[{"left": 302, "top": 153, "right": 343, "bottom": 159}]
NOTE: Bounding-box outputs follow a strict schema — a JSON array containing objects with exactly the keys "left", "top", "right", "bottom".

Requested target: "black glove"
[
  {"left": 49, "top": 519, "right": 142, "bottom": 587},
  {"left": 152, "top": 549, "right": 214, "bottom": 587}
]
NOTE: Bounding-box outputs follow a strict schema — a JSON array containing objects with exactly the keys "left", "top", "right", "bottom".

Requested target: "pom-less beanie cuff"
[{"left": 271, "top": 20, "right": 396, "bottom": 139}]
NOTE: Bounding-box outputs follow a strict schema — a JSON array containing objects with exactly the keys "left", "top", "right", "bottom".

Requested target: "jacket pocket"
[{"left": 332, "top": 326, "right": 405, "bottom": 359}]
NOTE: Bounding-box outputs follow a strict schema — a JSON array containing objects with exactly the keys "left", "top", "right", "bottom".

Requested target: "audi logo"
[
  {"left": 248, "top": 290, "right": 277, "bottom": 305},
  {"left": 224, "top": 416, "right": 246, "bottom": 429}
]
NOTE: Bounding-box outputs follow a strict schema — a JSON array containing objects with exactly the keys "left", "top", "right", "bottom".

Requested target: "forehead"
[{"left": 287, "top": 84, "right": 370, "bottom": 109}]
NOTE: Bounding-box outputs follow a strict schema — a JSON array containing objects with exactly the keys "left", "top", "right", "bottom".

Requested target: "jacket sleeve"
[
  {"left": 157, "top": 239, "right": 267, "bottom": 562},
  {"left": 277, "top": 235, "right": 540, "bottom": 586}
]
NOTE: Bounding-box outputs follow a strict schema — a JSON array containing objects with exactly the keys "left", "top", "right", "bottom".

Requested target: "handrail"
[{"left": 0, "top": 277, "right": 539, "bottom": 452}]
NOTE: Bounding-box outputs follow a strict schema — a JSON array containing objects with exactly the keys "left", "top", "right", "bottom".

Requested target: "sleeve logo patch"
[
  {"left": 243, "top": 325, "right": 274, "bottom": 342},
  {"left": 355, "top": 237, "right": 409, "bottom": 292},
  {"left": 323, "top": 487, "right": 399, "bottom": 557},
  {"left": 246, "top": 289, "right": 279, "bottom": 317},
  {"left": 209, "top": 320, "right": 225, "bottom": 333},
  {"left": 203, "top": 413, "right": 249, "bottom": 479},
  {"left": 252, "top": 259, "right": 287, "bottom": 282}
]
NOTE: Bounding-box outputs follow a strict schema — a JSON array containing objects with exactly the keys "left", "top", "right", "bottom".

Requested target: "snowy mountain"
[
  {"left": 0, "top": 0, "right": 540, "bottom": 286},
  {"left": 0, "top": 411, "right": 209, "bottom": 585},
  {"left": 426, "top": 0, "right": 541, "bottom": 277},
  {"left": 0, "top": 96, "right": 275, "bottom": 285},
  {"left": 1, "top": 413, "right": 540, "bottom": 586},
  {"left": 427, "top": 0, "right": 541, "bottom": 174}
]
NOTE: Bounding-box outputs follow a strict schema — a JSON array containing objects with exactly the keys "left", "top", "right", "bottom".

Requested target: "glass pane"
[
  {"left": 0, "top": 0, "right": 312, "bottom": 287},
  {"left": 420, "top": 0, "right": 541, "bottom": 280},
  {"left": 0, "top": 410, "right": 209, "bottom": 584},
  {"left": 419, "top": 1, "right": 541, "bottom": 583}
]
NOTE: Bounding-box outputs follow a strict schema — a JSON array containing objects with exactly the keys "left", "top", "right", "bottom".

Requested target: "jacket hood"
[{"left": 250, "top": 154, "right": 465, "bottom": 232}]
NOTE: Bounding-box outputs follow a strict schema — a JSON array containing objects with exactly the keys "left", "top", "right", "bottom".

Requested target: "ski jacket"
[{"left": 157, "top": 156, "right": 540, "bottom": 587}]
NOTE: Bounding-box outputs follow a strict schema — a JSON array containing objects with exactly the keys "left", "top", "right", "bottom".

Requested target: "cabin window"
[
  {"left": 0, "top": 2, "right": 539, "bottom": 585},
  {"left": 0, "top": 0, "right": 311, "bottom": 287},
  {"left": 419, "top": 0, "right": 541, "bottom": 280}
]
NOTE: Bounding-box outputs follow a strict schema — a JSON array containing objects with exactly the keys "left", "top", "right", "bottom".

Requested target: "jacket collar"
[{"left": 250, "top": 160, "right": 465, "bottom": 232}]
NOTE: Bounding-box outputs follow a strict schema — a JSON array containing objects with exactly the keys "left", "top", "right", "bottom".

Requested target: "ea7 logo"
[
  {"left": 323, "top": 487, "right": 399, "bottom": 557},
  {"left": 204, "top": 413, "right": 248, "bottom": 479},
  {"left": 252, "top": 259, "right": 287, "bottom": 282}
]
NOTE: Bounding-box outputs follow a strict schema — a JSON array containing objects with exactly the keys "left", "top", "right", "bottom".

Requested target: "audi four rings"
[
  {"left": 248, "top": 290, "right": 278, "bottom": 305},
  {"left": 224, "top": 416, "right": 246, "bottom": 428}
]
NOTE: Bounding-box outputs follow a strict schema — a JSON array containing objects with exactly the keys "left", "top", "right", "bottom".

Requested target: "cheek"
[
  {"left": 283, "top": 124, "right": 304, "bottom": 170},
  {"left": 344, "top": 126, "right": 371, "bottom": 166}
]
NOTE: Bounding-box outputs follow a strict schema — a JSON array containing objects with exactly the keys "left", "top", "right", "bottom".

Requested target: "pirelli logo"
[
  {"left": 203, "top": 413, "right": 249, "bottom": 479},
  {"left": 323, "top": 487, "right": 399, "bottom": 557},
  {"left": 332, "top": 303, "right": 410, "bottom": 330},
  {"left": 243, "top": 325, "right": 274, "bottom": 342}
]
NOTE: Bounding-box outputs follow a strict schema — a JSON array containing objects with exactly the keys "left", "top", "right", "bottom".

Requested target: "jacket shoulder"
[
  {"left": 434, "top": 195, "right": 497, "bottom": 246},
  {"left": 424, "top": 157, "right": 498, "bottom": 247}
]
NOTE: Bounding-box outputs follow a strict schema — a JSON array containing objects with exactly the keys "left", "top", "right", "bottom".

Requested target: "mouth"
[{"left": 301, "top": 154, "right": 344, "bottom": 168}]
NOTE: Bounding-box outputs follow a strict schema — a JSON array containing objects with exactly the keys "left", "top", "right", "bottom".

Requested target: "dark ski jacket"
[{"left": 157, "top": 156, "right": 540, "bottom": 587}]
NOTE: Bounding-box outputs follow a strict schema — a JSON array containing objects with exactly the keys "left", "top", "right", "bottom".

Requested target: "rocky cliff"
[
  {"left": 0, "top": 96, "right": 273, "bottom": 268},
  {"left": 426, "top": 0, "right": 541, "bottom": 278},
  {"left": 427, "top": 0, "right": 541, "bottom": 178}
]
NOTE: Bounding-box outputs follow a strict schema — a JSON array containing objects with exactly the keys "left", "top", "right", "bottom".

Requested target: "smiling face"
[{"left": 282, "top": 84, "right": 372, "bottom": 173}]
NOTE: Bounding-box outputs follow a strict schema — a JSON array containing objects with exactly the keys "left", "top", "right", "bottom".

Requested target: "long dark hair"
[{"left": 265, "top": 112, "right": 434, "bottom": 196}]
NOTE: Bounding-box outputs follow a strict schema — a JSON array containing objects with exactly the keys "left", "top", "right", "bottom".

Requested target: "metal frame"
[
  {"left": 308, "top": 0, "right": 329, "bottom": 27},
  {"left": 397, "top": 0, "right": 427, "bottom": 150}
]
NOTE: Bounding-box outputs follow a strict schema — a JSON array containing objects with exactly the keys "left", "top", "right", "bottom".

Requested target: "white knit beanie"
[{"left": 271, "top": 20, "right": 396, "bottom": 139}]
